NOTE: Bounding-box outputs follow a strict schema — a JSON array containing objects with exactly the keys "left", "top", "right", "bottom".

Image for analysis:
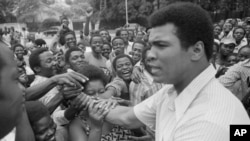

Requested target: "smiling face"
[
  {"left": 32, "top": 116, "right": 57, "bottom": 141},
  {"left": 214, "top": 26, "right": 222, "bottom": 37},
  {"left": 100, "top": 30, "right": 110, "bottom": 42},
  {"left": 115, "top": 57, "right": 133, "bottom": 81},
  {"left": 91, "top": 36, "right": 103, "bottom": 54},
  {"left": 102, "top": 44, "right": 111, "bottom": 59},
  {"left": 148, "top": 23, "right": 192, "bottom": 84},
  {"left": 132, "top": 43, "right": 144, "bottom": 64},
  {"left": 120, "top": 30, "right": 129, "bottom": 42},
  {"left": 68, "top": 51, "right": 88, "bottom": 71},
  {"left": 14, "top": 46, "right": 25, "bottom": 59},
  {"left": 226, "top": 55, "right": 237, "bottom": 66},
  {"left": 238, "top": 47, "right": 250, "bottom": 62},
  {"left": 65, "top": 33, "right": 77, "bottom": 48},
  {"left": 37, "top": 51, "right": 57, "bottom": 77},
  {"left": 0, "top": 46, "right": 24, "bottom": 138}
]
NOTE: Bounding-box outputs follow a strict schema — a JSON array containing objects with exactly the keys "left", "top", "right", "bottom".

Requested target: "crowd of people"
[{"left": 1, "top": 2, "right": 250, "bottom": 141}]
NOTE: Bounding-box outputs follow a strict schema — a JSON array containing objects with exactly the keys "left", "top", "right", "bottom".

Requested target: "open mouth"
[{"left": 121, "top": 70, "right": 131, "bottom": 78}]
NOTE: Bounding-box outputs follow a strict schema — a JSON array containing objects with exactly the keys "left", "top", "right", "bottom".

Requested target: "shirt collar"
[{"left": 174, "top": 65, "right": 216, "bottom": 122}]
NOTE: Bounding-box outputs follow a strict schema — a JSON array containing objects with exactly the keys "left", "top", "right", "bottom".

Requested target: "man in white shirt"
[{"left": 102, "top": 2, "right": 250, "bottom": 141}]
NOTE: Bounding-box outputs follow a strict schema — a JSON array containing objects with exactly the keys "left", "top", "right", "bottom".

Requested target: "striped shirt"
[
  {"left": 219, "top": 59, "right": 250, "bottom": 100},
  {"left": 134, "top": 65, "right": 250, "bottom": 141}
]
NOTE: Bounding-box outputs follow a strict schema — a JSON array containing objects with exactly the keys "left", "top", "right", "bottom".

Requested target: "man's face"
[
  {"left": 132, "top": 43, "right": 144, "bottom": 64},
  {"left": 14, "top": 46, "right": 25, "bottom": 59},
  {"left": 220, "top": 43, "right": 235, "bottom": 56},
  {"left": 227, "top": 55, "right": 237, "bottom": 67},
  {"left": 38, "top": 51, "right": 57, "bottom": 77},
  {"left": 223, "top": 23, "right": 233, "bottom": 32},
  {"left": 33, "top": 116, "right": 57, "bottom": 141},
  {"left": 245, "top": 25, "right": 250, "bottom": 34},
  {"left": 91, "top": 36, "right": 103, "bottom": 54},
  {"left": 84, "top": 80, "right": 107, "bottom": 99},
  {"left": 214, "top": 26, "right": 222, "bottom": 36},
  {"left": 112, "top": 39, "right": 125, "bottom": 55},
  {"left": 120, "top": 30, "right": 129, "bottom": 42},
  {"left": 233, "top": 28, "right": 245, "bottom": 41},
  {"left": 62, "top": 19, "right": 69, "bottom": 27},
  {"left": 136, "top": 32, "right": 144, "bottom": 40},
  {"left": 100, "top": 30, "right": 109, "bottom": 41},
  {"left": 69, "top": 51, "right": 88, "bottom": 71},
  {"left": 102, "top": 44, "right": 111, "bottom": 59},
  {"left": 65, "top": 34, "right": 77, "bottom": 48},
  {"left": 0, "top": 47, "right": 23, "bottom": 138},
  {"left": 148, "top": 23, "right": 192, "bottom": 84},
  {"left": 115, "top": 57, "right": 133, "bottom": 81},
  {"left": 128, "top": 30, "right": 134, "bottom": 41},
  {"left": 238, "top": 47, "right": 250, "bottom": 62}
]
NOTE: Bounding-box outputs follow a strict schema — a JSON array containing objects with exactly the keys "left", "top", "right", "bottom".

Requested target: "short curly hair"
[
  {"left": 149, "top": 2, "right": 214, "bottom": 60},
  {"left": 29, "top": 48, "right": 48, "bottom": 74},
  {"left": 64, "top": 47, "right": 82, "bottom": 64},
  {"left": 76, "top": 64, "right": 108, "bottom": 87}
]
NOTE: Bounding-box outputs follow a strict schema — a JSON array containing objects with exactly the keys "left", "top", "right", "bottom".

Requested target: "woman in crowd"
[
  {"left": 102, "top": 42, "right": 112, "bottom": 60},
  {"left": 233, "top": 26, "right": 247, "bottom": 53},
  {"left": 69, "top": 64, "right": 134, "bottom": 141}
]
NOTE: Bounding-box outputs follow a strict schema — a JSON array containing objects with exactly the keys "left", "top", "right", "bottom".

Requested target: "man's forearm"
[
  {"left": 46, "top": 93, "right": 63, "bottom": 114},
  {"left": 25, "top": 78, "right": 56, "bottom": 101},
  {"left": 105, "top": 106, "right": 134, "bottom": 128}
]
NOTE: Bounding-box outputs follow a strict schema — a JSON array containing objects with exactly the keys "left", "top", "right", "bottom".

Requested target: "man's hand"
[
  {"left": 88, "top": 101, "right": 109, "bottom": 128},
  {"left": 60, "top": 86, "right": 83, "bottom": 100},
  {"left": 51, "top": 71, "right": 89, "bottom": 88},
  {"left": 86, "top": 8, "right": 93, "bottom": 18},
  {"left": 131, "top": 66, "right": 143, "bottom": 84}
]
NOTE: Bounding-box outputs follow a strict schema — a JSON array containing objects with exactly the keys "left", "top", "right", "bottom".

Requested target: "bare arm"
[
  {"left": 46, "top": 93, "right": 63, "bottom": 114},
  {"left": 105, "top": 106, "right": 144, "bottom": 129}
]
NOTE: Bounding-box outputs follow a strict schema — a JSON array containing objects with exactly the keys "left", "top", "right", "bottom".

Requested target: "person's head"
[
  {"left": 12, "top": 44, "right": 25, "bottom": 59},
  {"left": 112, "top": 37, "right": 126, "bottom": 55},
  {"left": 230, "top": 18, "right": 238, "bottom": 27},
  {"left": 113, "top": 54, "right": 134, "bottom": 81},
  {"left": 26, "top": 101, "right": 56, "bottom": 141},
  {"left": 226, "top": 53, "right": 238, "bottom": 67},
  {"left": 65, "top": 47, "right": 88, "bottom": 71},
  {"left": 77, "top": 64, "right": 109, "bottom": 99},
  {"left": 0, "top": 42, "right": 24, "bottom": 138},
  {"left": 102, "top": 42, "right": 112, "bottom": 59},
  {"left": 34, "top": 39, "right": 47, "bottom": 48},
  {"left": 233, "top": 27, "right": 246, "bottom": 42},
  {"left": 213, "top": 25, "right": 222, "bottom": 37},
  {"left": 77, "top": 42, "right": 86, "bottom": 53},
  {"left": 218, "top": 19, "right": 225, "bottom": 27},
  {"left": 147, "top": 2, "right": 213, "bottom": 84},
  {"left": 238, "top": 45, "right": 250, "bottom": 62},
  {"left": 17, "top": 66, "right": 28, "bottom": 86},
  {"left": 90, "top": 35, "right": 104, "bottom": 54},
  {"left": 128, "top": 29, "right": 135, "bottom": 42},
  {"left": 220, "top": 38, "right": 236, "bottom": 56},
  {"left": 245, "top": 24, "right": 250, "bottom": 35},
  {"left": 99, "top": 29, "right": 111, "bottom": 42},
  {"left": 135, "top": 31, "right": 145, "bottom": 41},
  {"left": 246, "top": 33, "right": 250, "bottom": 44},
  {"left": 223, "top": 22, "right": 233, "bottom": 33},
  {"left": 29, "top": 48, "right": 57, "bottom": 77},
  {"left": 131, "top": 40, "right": 146, "bottom": 64},
  {"left": 119, "top": 29, "right": 129, "bottom": 42},
  {"left": 64, "top": 31, "right": 77, "bottom": 48},
  {"left": 61, "top": 16, "right": 69, "bottom": 27}
]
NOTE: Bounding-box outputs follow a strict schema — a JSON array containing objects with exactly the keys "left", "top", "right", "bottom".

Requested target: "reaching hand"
[
  {"left": 51, "top": 71, "right": 89, "bottom": 88},
  {"left": 88, "top": 101, "right": 109, "bottom": 128},
  {"left": 71, "top": 93, "right": 92, "bottom": 111},
  {"left": 131, "top": 66, "right": 143, "bottom": 84},
  {"left": 60, "top": 85, "right": 83, "bottom": 100},
  {"left": 86, "top": 8, "right": 93, "bottom": 18}
]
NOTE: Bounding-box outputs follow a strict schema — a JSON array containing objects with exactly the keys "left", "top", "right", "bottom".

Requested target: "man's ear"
[
  {"left": 190, "top": 41, "right": 205, "bottom": 61},
  {"left": 34, "top": 66, "right": 41, "bottom": 73}
]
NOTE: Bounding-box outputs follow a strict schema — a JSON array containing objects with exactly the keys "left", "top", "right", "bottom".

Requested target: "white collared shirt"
[{"left": 134, "top": 65, "right": 250, "bottom": 141}]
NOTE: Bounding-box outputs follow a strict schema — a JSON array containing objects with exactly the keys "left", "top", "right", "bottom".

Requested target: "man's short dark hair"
[
  {"left": 111, "top": 36, "right": 125, "bottom": 45},
  {"left": 233, "top": 26, "right": 246, "bottom": 37},
  {"left": 29, "top": 48, "right": 48, "bottom": 74},
  {"left": 132, "top": 40, "right": 146, "bottom": 49},
  {"left": 90, "top": 35, "right": 103, "bottom": 45},
  {"left": 12, "top": 44, "right": 24, "bottom": 51},
  {"left": 149, "top": 2, "right": 214, "bottom": 60},
  {"left": 65, "top": 47, "right": 82, "bottom": 64},
  {"left": 34, "top": 39, "right": 47, "bottom": 46}
]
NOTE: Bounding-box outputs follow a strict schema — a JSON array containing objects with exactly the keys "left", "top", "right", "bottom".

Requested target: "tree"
[{"left": 0, "top": 0, "right": 18, "bottom": 23}]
